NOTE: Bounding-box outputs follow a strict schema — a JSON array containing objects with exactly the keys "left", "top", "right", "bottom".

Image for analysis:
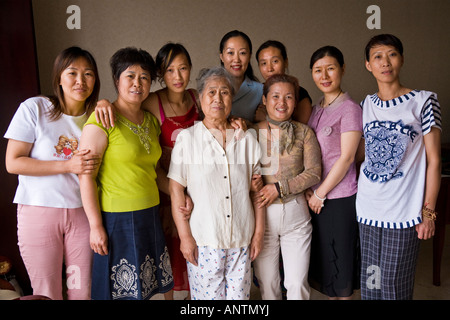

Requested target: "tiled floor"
[{"left": 152, "top": 225, "right": 450, "bottom": 300}]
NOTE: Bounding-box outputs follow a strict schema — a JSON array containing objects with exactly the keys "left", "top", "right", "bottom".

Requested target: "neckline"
[
  {"left": 317, "top": 91, "right": 350, "bottom": 112},
  {"left": 116, "top": 111, "right": 148, "bottom": 127},
  {"left": 371, "top": 89, "right": 419, "bottom": 109},
  {"left": 62, "top": 111, "right": 87, "bottom": 118},
  {"left": 167, "top": 103, "right": 196, "bottom": 120}
]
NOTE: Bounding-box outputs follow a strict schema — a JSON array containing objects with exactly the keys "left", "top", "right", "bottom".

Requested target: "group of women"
[{"left": 4, "top": 30, "right": 442, "bottom": 301}]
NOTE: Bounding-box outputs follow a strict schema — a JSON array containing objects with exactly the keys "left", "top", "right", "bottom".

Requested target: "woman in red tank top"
[{"left": 146, "top": 43, "right": 200, "bottom": 300}]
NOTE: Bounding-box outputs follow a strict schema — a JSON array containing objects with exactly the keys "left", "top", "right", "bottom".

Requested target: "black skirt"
[{"left": 308, "top": 194, "right": 360, "bottom": 297}]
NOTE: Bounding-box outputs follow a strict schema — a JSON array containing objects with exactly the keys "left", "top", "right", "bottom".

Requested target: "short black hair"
[
  {"left": 364, "top": 34, "right": 403, "bottom": 61},
  {"left": 110, "top": 47, "right": 156, "bottom": 91}
]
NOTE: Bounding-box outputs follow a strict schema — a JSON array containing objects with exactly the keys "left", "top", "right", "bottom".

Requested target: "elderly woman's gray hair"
[{"left": 196, "top": 66, "right": 236, "bottom": 97}]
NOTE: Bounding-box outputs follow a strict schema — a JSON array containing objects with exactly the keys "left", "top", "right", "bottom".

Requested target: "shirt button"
[
  {"left": 227, "top": 215, "right": 230, "bottom": 218},
  {"left": 226, "top": 196, "right": 229, "bottom": 199},
  {"left": 224, "top": 176, "right": 227, "bottom": 179}
]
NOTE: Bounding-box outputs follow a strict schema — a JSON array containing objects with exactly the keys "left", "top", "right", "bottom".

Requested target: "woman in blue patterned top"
[{"left": 356, "top": 34, "right": 442, "bottom": 300}]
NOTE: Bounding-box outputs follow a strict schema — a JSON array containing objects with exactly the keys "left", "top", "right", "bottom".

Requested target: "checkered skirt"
[{"left": 359, "top": 223, "right": 421, "bottom": 300}]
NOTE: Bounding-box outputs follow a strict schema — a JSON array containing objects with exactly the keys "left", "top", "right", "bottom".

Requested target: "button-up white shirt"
[{"left": 168, "top": 121, "right": 261, "bottom": 249}]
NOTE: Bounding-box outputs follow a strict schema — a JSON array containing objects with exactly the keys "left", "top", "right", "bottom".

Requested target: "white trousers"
[
  {"left": 187, "top": 246, "right": 251, "bottom": 300},
  {"left": 254, "top": 194, "right": 312, "bottom": 300}
]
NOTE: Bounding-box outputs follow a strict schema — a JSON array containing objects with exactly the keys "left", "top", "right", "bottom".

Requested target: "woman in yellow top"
[{"left": 79, "top": 47, "right": 173, "bottom": 300}]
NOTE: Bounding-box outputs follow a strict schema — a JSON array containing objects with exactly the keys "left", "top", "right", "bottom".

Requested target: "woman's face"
[
  {"left": 200, "top": 77, "right": 233, "bottom": 121},
  {"left": 220, "top": 36, "right": 250, "bottom": 79},
  {"left": 263, "top": 81, "right": 296, "bottom": 122},
  {"left": 258, "top": 46, "right": 287, "bottom": 81},
  {"left": 163, "top": 53, "right": 191, "bottom": 93},
  {"left": 60, "top": 57, "right": 96, "bottom": 106},
  {"left": 311, "top": 55, "right": 344, "bottom": 95},
  {"left": 116, "top": 64, "right": 151, "bottom": 105},
  {"left": 365, "top": 44, "right": 403, "bottom": 84}
]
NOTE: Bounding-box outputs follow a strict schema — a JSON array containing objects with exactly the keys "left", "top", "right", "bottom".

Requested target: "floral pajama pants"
[{"left": 187, "top": 246, "right": 251, "bottom": 300}]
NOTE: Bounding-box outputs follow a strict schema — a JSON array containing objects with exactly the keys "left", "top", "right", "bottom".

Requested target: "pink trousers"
[{"left": 17, "top": 205, "right": 92, "bottom": 300}]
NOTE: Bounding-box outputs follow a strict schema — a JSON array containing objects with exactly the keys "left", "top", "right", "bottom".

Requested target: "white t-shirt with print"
[
  {"left": 4, "top": 96, "right": 88, "bottom": 208},
  {"left": 356, "top": 90, "right": 441, "bottom": 229}
]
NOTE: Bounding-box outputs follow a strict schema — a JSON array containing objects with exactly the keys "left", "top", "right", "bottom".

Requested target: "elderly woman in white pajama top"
[{"left": 168, "top": 66, "right": 265, "bottom": 300}]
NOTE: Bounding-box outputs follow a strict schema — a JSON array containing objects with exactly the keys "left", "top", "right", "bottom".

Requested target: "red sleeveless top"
[{"left": 158, "top": 89, "right": 200, "bottom": 149}]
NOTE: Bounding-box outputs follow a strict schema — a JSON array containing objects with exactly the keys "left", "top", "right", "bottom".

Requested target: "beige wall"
[{"left": 32, "top": 0, "right": 449, "bottom": 142}]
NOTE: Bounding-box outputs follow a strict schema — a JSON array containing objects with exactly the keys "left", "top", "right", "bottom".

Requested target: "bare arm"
[
  {"left": 156, "top": 161, "right": 170, "bottom": 195},
  {"left": 5, "top": 139, "right": 100, "bottom": 176},
  {"left": 169, "top": 179, "right": 198, "bottom": 265},
  {"left": 416, "top": 127, "right": 441, "bottom": 240},
  {"left": 309, "top": 131, "right": 362, "bottom": 214},
  {"left": 78, "top": 124, "right": 109, "bottom": 255},
  {"left": 292, "top": 97, "right": 313, "bottom": 125},
  {"left": 250, "top": 191, "right": 265, "bottom": 261}
]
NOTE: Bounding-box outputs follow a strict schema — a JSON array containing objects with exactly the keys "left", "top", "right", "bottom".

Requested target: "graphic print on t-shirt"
[
  {"left": 362, "top": 119, "right": 418, "bottom": 183},
  {"left": 54, "top": 134, "right": 79, "bottom": 159}
]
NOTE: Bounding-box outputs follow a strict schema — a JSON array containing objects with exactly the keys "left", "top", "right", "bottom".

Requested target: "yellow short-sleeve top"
[{"left": 85, "top": 111, "right": 162, "bottom": 212}]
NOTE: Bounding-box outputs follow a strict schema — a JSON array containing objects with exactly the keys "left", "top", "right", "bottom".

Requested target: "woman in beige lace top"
[{"left": 252, "top": 73, "right": 321, "bottom": 300}]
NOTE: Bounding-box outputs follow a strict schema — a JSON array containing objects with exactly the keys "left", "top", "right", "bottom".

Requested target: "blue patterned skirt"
[{"left": 91, "top": 206, "right": 174, "bottom": 300}]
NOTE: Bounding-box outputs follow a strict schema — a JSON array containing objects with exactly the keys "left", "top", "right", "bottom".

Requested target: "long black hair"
[
  {"left": 219, "top": 30, "right": 259, "bottom": 82},
  {"left": 155, "top": 42, "right": 192, "bottom": 86},
  {"left": 48, "top": 46, "right": 100, "bottom": 120},
  {"left": 310, "top": 45, "right": 345, "bottom": 69}
]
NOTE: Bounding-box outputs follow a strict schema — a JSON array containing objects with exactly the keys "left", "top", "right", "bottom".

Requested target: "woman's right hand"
[
  {"left": 67, "top": 149, "right": 101, "bottom": 174},
  {"left": 179, "top": 194, "right": 194, "bottom": 220},
  {"left": 180, "top": 236, "right": 198, "bottom": 266},
  {"left": 90, "top": 225, "right": 108, "bottom": 255},
  {"left": 94, "top": 99, "right": 116, "bottom": 129},
  {"left": 250, "top": 174, "right": 263, "bottom": 192}
]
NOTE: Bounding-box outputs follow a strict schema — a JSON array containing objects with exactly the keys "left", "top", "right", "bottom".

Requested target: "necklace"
[
  {"left": 116, "top": 113, "right": 152, "bottom": 154},
  {"left": 167, "top": 91, "right": 187, "bottom": 117},
  {"left": 321, "top": 89, "right": 342, "bottom": 107}
]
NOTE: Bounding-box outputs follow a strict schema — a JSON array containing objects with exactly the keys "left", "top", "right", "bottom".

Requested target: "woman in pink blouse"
[{"left": 306, "top": 46, "right": 362, "bottom": 300}]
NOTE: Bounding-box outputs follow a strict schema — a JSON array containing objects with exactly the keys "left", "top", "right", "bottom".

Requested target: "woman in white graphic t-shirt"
[
  {"left": 357, "top": 34, "right": 441, "bottom": 300},
  {"left": 4, "top": 47, "right": 101, "bottom": 300}
]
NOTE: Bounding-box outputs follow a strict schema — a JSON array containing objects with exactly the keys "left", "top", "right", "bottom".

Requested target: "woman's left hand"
[
  {"left": 229, "top": 116, "right": 247, "bottom": 132},
  {"left": 257, "top": 184, "right": 279, "bottom": 208},
  {"left": 253, "top": 104, "right": 267, "bottom": 123},
  {"left": 250, "top": 232, "right": 263, "bottom": 261},
  {"left": 416, "top": 218, "right": 435, "bottom": 240},
  {"left": 308, "top": 191, "right": 325, "bottom": 214}
]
